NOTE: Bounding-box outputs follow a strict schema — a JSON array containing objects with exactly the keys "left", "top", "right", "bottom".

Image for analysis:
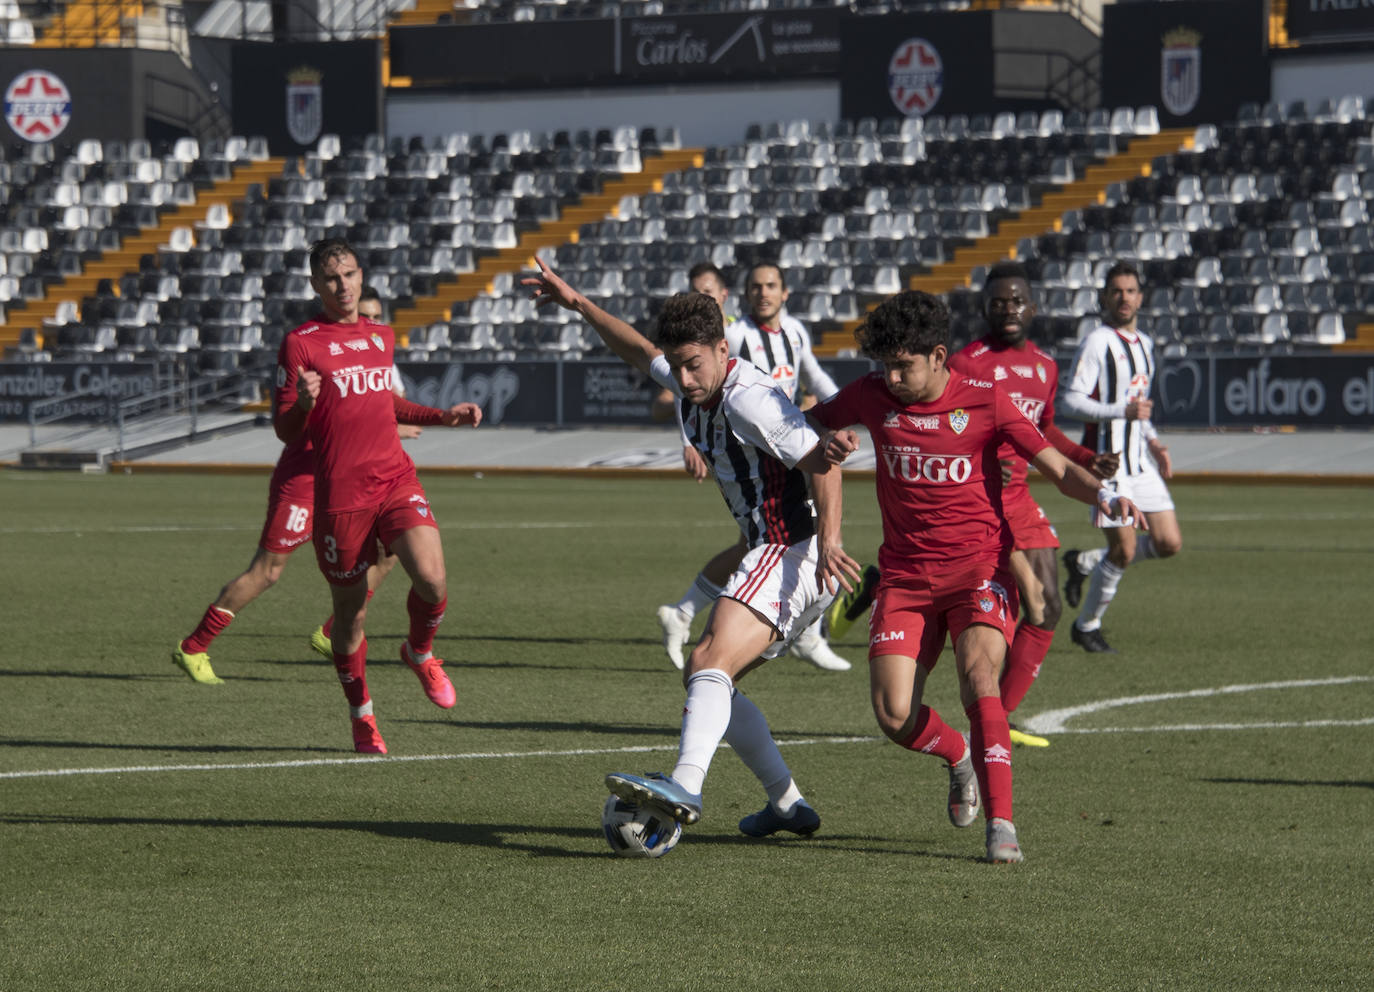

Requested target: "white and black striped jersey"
[
  {"left": 651, "top": 354, "right": 819, "bottom": 548},
  {"left": 1060, "top": 324, "right": 1158, "bottom": 478},
  {"left": 727, "top": 314, "right": 839, "bottom": 403}
]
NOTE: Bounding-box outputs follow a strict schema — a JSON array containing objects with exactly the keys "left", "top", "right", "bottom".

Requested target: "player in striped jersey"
[
  {"left": 523, "top": 257, "right": 862, "bottom": 840},
  {"left": 656, "top": 262, "right": 855, "bottom": 672},
  {"left": 1059, "top": 261, "right": 1184, "bottom": 653}
]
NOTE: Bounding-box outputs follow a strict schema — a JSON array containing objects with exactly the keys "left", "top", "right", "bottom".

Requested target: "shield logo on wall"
[
  {"left": 1160, "top": 27, "right": 1201, "bottom": 117},
  {"left": 286, "top": 66, "right": 323, "bottom": 146}
]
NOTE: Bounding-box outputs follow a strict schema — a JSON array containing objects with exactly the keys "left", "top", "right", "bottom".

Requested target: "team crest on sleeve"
[
  {"left": 1036, "top": 363, "right": 1047, "bottom": 383},
  {"left": 948, "top": 408, "right": 969, "bottom": 434},
  {"left": 371, "top": 333, "right": 385, "bottom": 351}
]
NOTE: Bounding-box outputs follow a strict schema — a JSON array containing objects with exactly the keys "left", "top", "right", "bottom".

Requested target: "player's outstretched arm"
[
  {"left": 521, "top": 256, "right": 659, "bottom": 375},
  {"left": 1031, "top": 447, "right": 1147, "bottom": 528},
  {"left": 798, "top": 444, "right": 861, "bottom": 595}
]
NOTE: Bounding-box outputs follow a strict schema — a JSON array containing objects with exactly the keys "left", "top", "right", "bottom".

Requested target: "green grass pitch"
[{"left": 1, "top": 468, "right": 1371, "bottom": 991}]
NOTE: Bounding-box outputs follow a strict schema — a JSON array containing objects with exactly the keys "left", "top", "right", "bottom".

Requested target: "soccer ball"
[{"left": 601, "top": 794, "right": 682, "bottom": 859}]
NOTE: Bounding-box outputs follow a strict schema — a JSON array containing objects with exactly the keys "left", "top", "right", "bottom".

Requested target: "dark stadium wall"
[
  {"left": 839, "top": 12, "right": 997, "bottom": 121},
  {"left": 1285, "top": 1, "right": 1374, "bottom": 43},
  {"left": 1100, "top": 0, "right": 1270, "bottom": 127},
  {"left": 389, "top": 10, "right": 841, "bottom": 90},
  {"left": 386, "top": 81, "right": 839, "bottom": 150},
  {"left": 0, "top": 49, "right": 200, "bottom": 144},
  {"left": 229, "top": 40, "right": 381, "bottom": 155}
]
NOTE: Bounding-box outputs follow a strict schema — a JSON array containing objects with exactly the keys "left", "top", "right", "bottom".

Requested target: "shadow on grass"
[
  {"left": 0, "top": 668, "right": 180, "bottom": 681},
  {"left": 0, "top": 738, "right": 338, "bottom": 754},
  {"left": 0, "top": 811, "right": 980, "bottom": 861},
  {"left": 1204, "top": 776, "right": 1374, "bottom": 791}
]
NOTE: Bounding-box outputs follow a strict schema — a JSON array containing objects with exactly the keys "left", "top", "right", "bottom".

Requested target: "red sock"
[
  {"left": 1001, "top": 623, "right": 1055, "bottom": 715},
  {"left": 966, "top": 696, "right": 1013, "bottom": 821},
  {"left": 182, "top": 605, "right": 234, "bottom": 654},
  {"left": 322, "top": 589, "right": 373, "bottom": 639},
  {"left": 406, "top": 589, "right": 446, "bottom": 655},
  {"left": 897, "top": 705, "right": 967, "bottom": 765},
  {"left": 332, "top": 638, "right": 369, "bottom": 707}
]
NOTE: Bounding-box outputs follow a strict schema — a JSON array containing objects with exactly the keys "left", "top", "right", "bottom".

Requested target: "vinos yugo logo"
[{"left": 5, "top": 70, "right": 72, "bottom": 142}]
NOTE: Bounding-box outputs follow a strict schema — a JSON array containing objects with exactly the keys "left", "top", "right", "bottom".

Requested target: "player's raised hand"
[
  {"left": 821, "top": 429, "right": 860, "bottom": 465},
  {"left": 817, "top": 541, "right": 862, "bottom": 597},
  {"left": 1091, "top": 451, "right": 1121, "bottom": 479},
  {"left": 441, "top": 402, "right": 482, "bottom": 428},
  {"left": 397, "top": 424, "right": 424, "bottom": 440},
  {"left": 521, "top": 256, "right": 581, "bottom": 312},
  {"left": 1125, "top": 397, "right": 1153, "bottom": 421},
  {"left": 294, "top": 365, "right": 321, "bottom": 411}
]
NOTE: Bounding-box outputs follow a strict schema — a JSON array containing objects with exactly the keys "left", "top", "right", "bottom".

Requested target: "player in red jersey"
[
  {"left": 171, "top": 287, "right": 415, "bottom": 686},
  {"left": 275, "top": 239, "right": 481, "bottom": 754},
  {"left": 947, "top": 262, "right": 1119, "bottom": 747},
  {"left": 811, "top": 290, "right": 1144, "bottom": 863}
]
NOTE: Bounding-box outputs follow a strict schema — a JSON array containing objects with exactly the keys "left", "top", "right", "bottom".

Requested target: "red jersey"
[
  {"left": 949, "top": 336, "right": 1095, "bottom": 499},
  {"left": 274, "top": 314, "right": 417, "bottom": 512},
  {"left": 810, "top": 370, "right": 1051, "bottom": 580}
]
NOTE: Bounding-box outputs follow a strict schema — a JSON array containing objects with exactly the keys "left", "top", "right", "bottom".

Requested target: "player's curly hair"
[
  {"left": 657, "top": 291, "right": 725, "bottom": 348},
  {"left": 309, "top": 237, "right": 360, "bottom": 276},
  {"left": 854, "top": 290, "right": 949, "bottom": 359}
]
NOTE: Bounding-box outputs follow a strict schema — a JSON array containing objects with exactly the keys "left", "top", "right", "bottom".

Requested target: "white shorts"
[
  {"left": 722, "top": 535, "right": 836, "bottom": 659},
  {"left": 1092, "top": 466, "right": 1175, "bottom": 529}
]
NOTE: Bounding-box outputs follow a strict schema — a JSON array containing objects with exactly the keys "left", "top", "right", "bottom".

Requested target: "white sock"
[
  {"left": 406, "top": 642, "right": 433, "bottom": 664},
  {"left": 671, "top": 668, "right": 734, "bottom": 795},
  {"left": 1077, "top": 558, "right": 1125, "bottom": 632},
  {"left": 350, "top": 699, "right": 373, "bottom": 719},
  {"left": 1131, "top": 534, "right": 1159, "bottom": 563},
  {"left": 790, "top": 617, "right": 824, "bottom": 650},
  {"left": 722, "top": 690, "right": 802, "bottom": 816},
  {"left": 673, "top": 573, "right": 722, "bottom": 622},
  {"left": 1077, "top": 547, "right": 1107, "bottom": 572}
]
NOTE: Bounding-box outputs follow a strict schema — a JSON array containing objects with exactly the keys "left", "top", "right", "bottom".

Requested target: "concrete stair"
[
  {"left": 815, "top": 128, "right": 1195, "bottom": 356},
  {"left": 1333, "top": 323, "right": 1374, "bottom": 353},
  {"left": 1, "top": 159, "right": 287, "bottom": 349},
  {"left": 389, "top": 148, "right": 704, "bottom": 332}
]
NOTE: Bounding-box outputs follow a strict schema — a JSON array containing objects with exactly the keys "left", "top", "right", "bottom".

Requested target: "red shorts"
[
  {"left": 313, "top": 480, "right": 438, "bottom": 586},
  {"left": 867, "top": 563, "right": 1019, "bottom": 667},
  {"left": 1003, "top": 488, "right": 1059, "bottom": 551},
  {"left": 258, "top": 470, "right": 315, "bottom": 554}
]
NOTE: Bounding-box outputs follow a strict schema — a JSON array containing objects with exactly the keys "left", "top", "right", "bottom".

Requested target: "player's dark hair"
[
  {"left": 1102, "top": 260, "right": 1142, "bottom": 291},
  {"left": 688, "top": 261, "right": 725, "bottom": 286},
  {"left": 360, "top": 285, "right": 381, "bottom": 302},
  {"left": 657, "top": 291, "right": 725, "bottom": 348},
  {"left": 984, "top": 260, "right": 1030, "bottom": 287},
  {"left": 745, "top": 260, "right": 786, "bottom": 291},
  {"left": 855, "top": 290, "right": 949, "bottom": 359},
  {"left": 309, "top": 237, "right": 359, "bottom": 276}
]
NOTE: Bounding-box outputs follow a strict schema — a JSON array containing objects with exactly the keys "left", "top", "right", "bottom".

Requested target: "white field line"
[
  {"left": 5, "top": 670, "right": 1374, "bottom": 782},
  {"left": 1023, "top": 675, "right": 1374, "bottom": 735},
  {"left": 0, "top": 737, "right": 880, "bottom": 781}
]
